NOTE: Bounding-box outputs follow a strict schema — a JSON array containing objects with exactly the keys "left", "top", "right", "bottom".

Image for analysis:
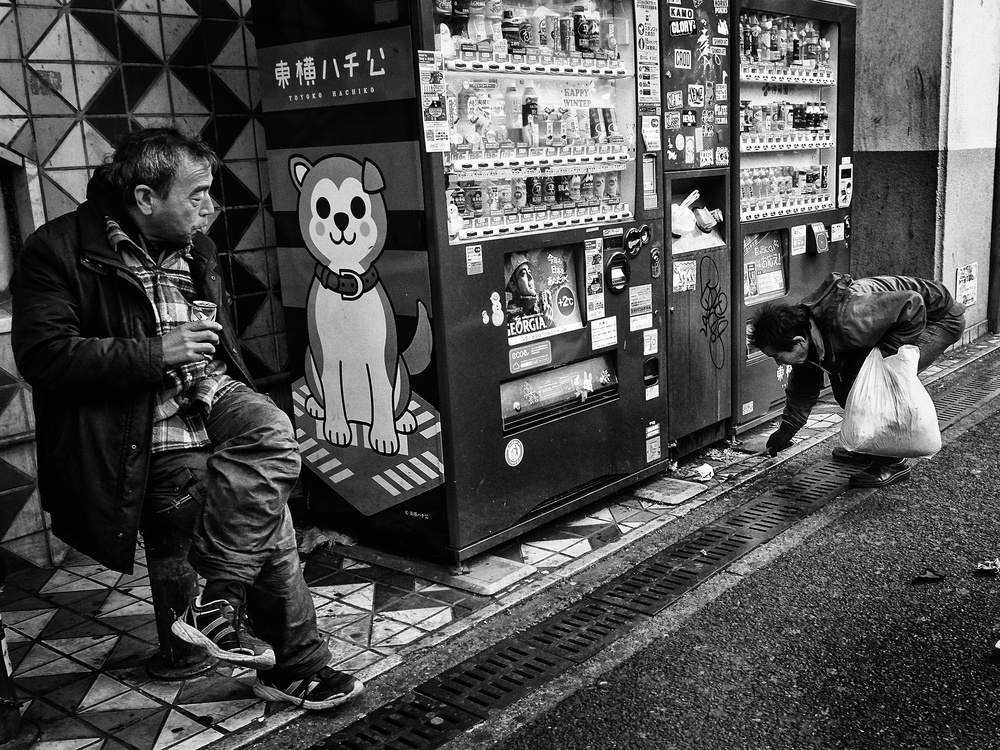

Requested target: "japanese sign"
[{"left": 257, "top": 27, "right": 414, "bottom": 113}]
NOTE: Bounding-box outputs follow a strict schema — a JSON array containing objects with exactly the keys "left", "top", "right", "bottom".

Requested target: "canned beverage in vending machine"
[{"left": 606, "top": 171, "right": 620, "bottom": 203}]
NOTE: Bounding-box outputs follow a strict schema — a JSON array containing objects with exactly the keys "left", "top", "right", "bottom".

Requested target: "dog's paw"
[
  {"left": 322, "top": 419, "right": 353, "bottom": 447},
  {"left": 304, "top": 395, "right": 325, "bottom": 419},
  {"left": 368, "top": 427, "right": 400, "bottom": 456},
  {"left": 395, "top": 411, "right": 418, "bottom": 434}
]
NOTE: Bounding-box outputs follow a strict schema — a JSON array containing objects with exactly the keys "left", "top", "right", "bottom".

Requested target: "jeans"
[{"left": 141, "top": 384, "right": 330, "bottom": 681}]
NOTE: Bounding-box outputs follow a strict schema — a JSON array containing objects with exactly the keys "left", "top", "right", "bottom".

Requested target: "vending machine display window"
[
  {"left": 504, "top": 246, "right": 585, "bottom": 344},
  {"left": 743, "top": 230, "right": 786, "bottom": 305},
  {"left": 501, "top": 354, "right": 618, "bottom": 431}
]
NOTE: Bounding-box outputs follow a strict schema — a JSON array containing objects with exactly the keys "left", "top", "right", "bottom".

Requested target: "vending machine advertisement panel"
[
  {"left": 732, "top": 0, "right": 855, "bottom": 430},
  {"left": 254, "top": 0, "right": 668, "bottom": 563}
]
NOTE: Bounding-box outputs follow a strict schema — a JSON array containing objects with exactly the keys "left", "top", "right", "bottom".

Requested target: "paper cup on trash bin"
[{"left": 191, "top": 300, "right": 217, "bottom": 322}]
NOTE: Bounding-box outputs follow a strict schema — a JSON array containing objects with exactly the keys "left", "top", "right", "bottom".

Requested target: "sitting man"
[
  {"left": 748, "top": 273, "right": 966, "bottom": 488},
  {"left": 11, "top": 126, "right": 362, "bottom": 710}
]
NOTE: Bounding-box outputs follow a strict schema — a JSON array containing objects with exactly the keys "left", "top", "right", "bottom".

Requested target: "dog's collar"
[{"left": 314, "top": 265, "right": 379, "bottom": 300}]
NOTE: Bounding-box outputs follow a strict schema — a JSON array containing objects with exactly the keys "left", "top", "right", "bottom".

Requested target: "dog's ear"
[
  {"left": 289, "top": 156, "right": 312, "bottom": 191},
  {"left": 361, "top": 159, "right": 385, "bottom": 195}
]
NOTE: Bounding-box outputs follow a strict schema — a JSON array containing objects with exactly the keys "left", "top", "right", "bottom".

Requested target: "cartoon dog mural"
[{"left": 289, "top": 153, "right": 432, "bottom": 456}]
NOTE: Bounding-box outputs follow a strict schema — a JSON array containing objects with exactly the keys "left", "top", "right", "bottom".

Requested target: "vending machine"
[
  {"left": 253, "top": 0, "right": 668, "bottom": 563},
  {"left": 658, "top": 0, "right": 734, "bottom": 456},
  {"left": 732, "top": 0, "right": 855, "bottom": 430}
]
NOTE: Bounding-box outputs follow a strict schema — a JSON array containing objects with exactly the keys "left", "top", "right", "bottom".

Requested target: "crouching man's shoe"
[
  {"left": 253, "top": 665, "right": 364, "bottom": 710},
  {"left": 172, "top": 594, "right": 276, "bottom": 669},
  {"left": 832, "top": 446, "right": 879, "bottom": 463},
  {"left": 849, "top": 459, "right": 911, "bottom": 488}
]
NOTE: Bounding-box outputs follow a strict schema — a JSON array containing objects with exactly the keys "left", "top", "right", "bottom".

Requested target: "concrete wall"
[{"left": 852, "top": 0, "right": 1000, "bottom": 343}]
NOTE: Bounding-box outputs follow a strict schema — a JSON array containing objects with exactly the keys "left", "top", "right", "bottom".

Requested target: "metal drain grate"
[
  {"left": 590, "top": 459, "right": 856, "bottom": 616},
  {"left": 313, "top": 692, "right": 479, "bottom": 750},
  {"left": 520, "top": 599, "right": 650, "bottom": 663},
  {"left": 414, "top": 642, "right": 574, "bottom": 719},
  {"left": 933, "top": 371, "right": 1000, "bottom": 426}
]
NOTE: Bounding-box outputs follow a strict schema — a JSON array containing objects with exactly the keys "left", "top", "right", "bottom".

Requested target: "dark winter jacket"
[
  {"left": 779, "top": 272, "right": 958, "bottom": 435},
  {"left": 11, "top": 172, "right": 254, "bottom": 573}
]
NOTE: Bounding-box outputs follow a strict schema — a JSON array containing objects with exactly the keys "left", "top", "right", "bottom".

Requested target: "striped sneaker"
[
  {"left": 171, "top": 594, "right": 276, "bottom": 669},
  {"left": 253, "top": 666, "right": 364, "bottom": 710}
]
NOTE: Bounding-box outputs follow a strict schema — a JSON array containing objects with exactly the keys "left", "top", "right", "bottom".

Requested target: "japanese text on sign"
[{"left": 258, "top": 27, "right": 415, "bottom": 113}]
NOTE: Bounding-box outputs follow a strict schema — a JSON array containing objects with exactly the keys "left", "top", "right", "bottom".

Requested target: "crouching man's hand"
[{"left": 766, "top": 425, "right": 797, "bottom": 457}]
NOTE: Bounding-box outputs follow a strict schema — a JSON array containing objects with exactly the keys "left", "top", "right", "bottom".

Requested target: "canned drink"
[
  {"left": 574, "top": 9, "right": 590, "bottom": 51},
  {"left": 526, "top": 176, "right": 543, "bottom": 205},
  {"left": 589, "top": 108, "right": 607, "bottom": 141},
  {"left": 542, "top": 175, "right": 557, "bottom": 204},
  {"left": 820, "top": 165, "right": 829, "bottom": 190},
  {"left": 560, "top": 18, "right": 575, "bottom": 54},
  {"left": 191, "top": 300, "right": 217, "bottom": 322},
  {"left": 602, "top": 107, "right": 620, "bottom": 140},
  {"left": 555, "top": 175, "right": 572, "bottom": 203}
]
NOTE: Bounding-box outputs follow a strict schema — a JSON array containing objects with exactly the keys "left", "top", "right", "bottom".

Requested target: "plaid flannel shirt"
[{"left": 106, "top": 218, "right": 239, "bottom": 453}]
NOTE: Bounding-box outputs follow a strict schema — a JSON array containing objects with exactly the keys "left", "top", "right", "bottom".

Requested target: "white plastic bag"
[{"left": 840, "top": 344, "right": 941, "bottom": 458}]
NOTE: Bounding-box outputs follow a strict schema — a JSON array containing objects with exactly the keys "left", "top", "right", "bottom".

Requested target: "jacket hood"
[{"left": 86, "top": 166, "right": 144, "bottom": 241}]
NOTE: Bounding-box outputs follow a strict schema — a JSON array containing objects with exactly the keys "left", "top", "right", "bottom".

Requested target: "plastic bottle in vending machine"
[
  {"left": 452, "top": 0, "right": 470, "bottom": 18},
  {"left": 497, "top": 178, "right": 513, "bottom": 213},
  {"left": 804, "top": 21, "right": 819, "bottom": 69},
  {"left": 468, "top": 0, "right": 488, "bottom": 43},
  {"left": 591, "top": 172, "right": 606, "bottom": 202},
  {"left": 777, "top": 18, "right": 788, "bottom": 65},
  {"left": 568, "top": 173, "right": 582, "bottom": 202},
  {"left": 479, "top": 178, "right": 496, "bottom": 216},
  {"left": 758, "top": 16, "right": 771, "bottom": 65},
  {"left": 606, "top": 171, "right": 620, "bottom": 202},
  {"left": 522, "top": 83, "right": 539, "bottom": 145},
  {"left": 504, "top": 84, "right": 523, "bottom": 142},
  {"left": 435, "top": 0, "right": 451, "bottom": 16},
  {"left": 748, "top": 15, "right": 761, "bottom": 61},
  {"left": 511, "top": 177, "right": 527, "bottom": 208}
]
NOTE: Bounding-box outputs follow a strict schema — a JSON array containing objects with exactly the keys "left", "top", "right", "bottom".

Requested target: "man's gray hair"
[{"left": 104, "top": 126, "right": 219, "bottom": 206}]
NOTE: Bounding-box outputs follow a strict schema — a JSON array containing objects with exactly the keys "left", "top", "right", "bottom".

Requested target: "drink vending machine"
[
  {"left": 658, "top": 0, "right": 734, "bottom": 456},
  {"left": 253, "top": 0, "right": 668, "bottom": 562},
  {"left": 732, "top": 0, "right": 855, "bottom": 430}
]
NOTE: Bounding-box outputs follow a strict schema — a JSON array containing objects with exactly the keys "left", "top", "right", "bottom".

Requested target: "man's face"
[
  {"left": 761, "top": 336, "right": 809, "bottom": 366},
  {"left": 513, "top": 264, "right": 536, "bottom": 296},
  {"left": 143, "top": 154, "right": 214, "bottom": 244}
]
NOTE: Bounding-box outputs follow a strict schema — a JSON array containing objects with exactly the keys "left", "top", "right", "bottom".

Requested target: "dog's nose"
[{"left": 334, "top": 212, "right": 350, "bottom": 232}]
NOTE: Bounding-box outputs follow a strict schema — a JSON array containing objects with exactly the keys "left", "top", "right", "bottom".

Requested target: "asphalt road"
[{"left": 484, "top": 375, "right": 1000, "bottom": 749}]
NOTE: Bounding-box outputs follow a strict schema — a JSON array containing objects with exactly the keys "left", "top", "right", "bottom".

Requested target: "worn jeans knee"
[{"left": 191, "top": 384, "right": 302, "bottom": 584}]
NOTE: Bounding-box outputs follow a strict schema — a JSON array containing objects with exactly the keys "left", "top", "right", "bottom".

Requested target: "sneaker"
[
  {"left": 172, "top": 595, "right": 276, "bottom": 669},
  {"left": 832, "top": 446, "right": 879, "bottom": 463},
  {"left": 253, "top": 666, "right": 364, "bottom": 710},
  {"left": 849, "top": 459, "right": 911, "bottom": 488}
]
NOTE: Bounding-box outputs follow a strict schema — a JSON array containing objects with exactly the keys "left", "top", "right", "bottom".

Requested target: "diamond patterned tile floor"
[{"left": 2, "top": 336, "right": 995, "bottom": 749}]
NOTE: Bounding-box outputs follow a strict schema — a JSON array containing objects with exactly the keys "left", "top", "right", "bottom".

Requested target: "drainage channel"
[{"left": 311, "top": 360, "right": 1000, "bottom": 750}]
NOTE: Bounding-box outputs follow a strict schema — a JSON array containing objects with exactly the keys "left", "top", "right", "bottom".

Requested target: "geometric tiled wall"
[{"left": 0, "top": 0, "right": 287, "bottom": 566}]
